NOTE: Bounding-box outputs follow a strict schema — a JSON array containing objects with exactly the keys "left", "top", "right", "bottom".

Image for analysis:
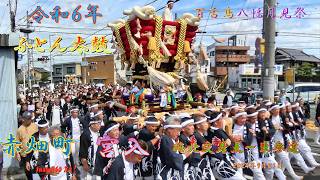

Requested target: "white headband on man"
[
  {"left": 89, "top": 120, "right": 102, "bottom": 125},
  {"left": 247, "top": 112, "right": 258, "bottom": 117},
  {"left": 89, "top": 104, "right": 98, "bottom": 109},
  {"left": 70, "top": 108, "right": 79, "bottom": 112},
  {"left": 246, "top": 105, "right": 255, "bottom": 109},
  {"left": 208, "top": 113, "right": 222, "bottom": 123},
  {"left": 181, "top": 119, "right": 194, "bottom": 127},
  {"left": 105, "top": 124, "right": 120, "bottom": 133},
  {"left": 36, "top": 120, "right": 49, "bottom": 127},
  {"left": 164, "top": 124, "right": 182, "bottom": 129},
  {"left": 234, "top": 112, "right": 247, "bottom": 119},
  {"left": 193, "top": 117, "right": 207, "bottom": 125},
  {"left": 279, "top": 104, "right": 286, "bottom": 108},
  {"left": 230, "top": 104, "right": 239, "bottom": 110},
  {"left": 258, "top": 108, "right": 268, "bottom": 112},
  {"left": 265, "top": 102, "right": 272, "bottom": 106},
  {"left": 269, "top": 105, "right": 279, "bottom": 111},
  {"left": 94, "top": 111, "right": 103, "bottom": 117},
  {"left": 144, "top": 121, "right": 160, "bottom": 125}
]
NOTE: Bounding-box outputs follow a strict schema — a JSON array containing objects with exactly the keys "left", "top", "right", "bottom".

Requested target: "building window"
[
  {"left": 67, "top": 67, "right": 75, "bottom": 74},
  {"left": 89, "top": 65, "right": 97, "bottom": 71},
  {"left": 209, "top": 51, "right": 215, "bottom": 57},
  {"left": 56, "top": 68, "right": 61, "bottom": 74}
]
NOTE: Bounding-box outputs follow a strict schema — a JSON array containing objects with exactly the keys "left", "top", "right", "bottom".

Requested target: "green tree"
[{"left": 296, "top": 62, "right": 314, "bottom": 78}]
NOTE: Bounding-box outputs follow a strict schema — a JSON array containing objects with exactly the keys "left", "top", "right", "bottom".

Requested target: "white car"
[{"left": 286, "top": 83, "right": 320, "bottom": 103}]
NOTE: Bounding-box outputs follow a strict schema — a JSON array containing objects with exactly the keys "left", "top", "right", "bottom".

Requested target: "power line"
[
  {"left": 204, "top": 29, "right": 261, "bottom": 33},
  {"left": 16, "top": 0, "right": 49, "bottom": 23},
  {"left": 32, "top": 30, "right": 112, "bottom": 36},
  {"left": 83, "top": 0, "right": 182, "bottom": 41},
  {"left": 200, "top": 0, "right": 215, "bottom": 43},
  {"left": 199, "top": 18, "right": 253, "bottom": 27},
  {"left": 47, "top": 0, "right": 166, "bottom": 58},
  {"left": 278, "top": 47, "right": 320, "bottom": 50},
  {"left": 277, "top": 41, "right": 320, "bottom": 44},
  {"left": 17, "top": 24, "right": 112, "bottom": 31},
  {"left": 278, "top": 32, "right": 320, "bottom": 36}
]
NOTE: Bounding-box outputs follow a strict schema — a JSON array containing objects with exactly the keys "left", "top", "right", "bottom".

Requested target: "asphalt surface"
[{"left": 287, "top": 138, "right": 320, "bottom": 180}]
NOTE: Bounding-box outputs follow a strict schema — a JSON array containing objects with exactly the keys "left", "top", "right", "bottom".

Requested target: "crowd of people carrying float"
[
  {"left": 12, "top": 0, "right": 320, "bottom": 179},
  {"left": 15, "top": 80, "right": 320, "bottom": 180}
]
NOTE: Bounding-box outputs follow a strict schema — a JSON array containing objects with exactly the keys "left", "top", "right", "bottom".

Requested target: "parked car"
[
  {"left": 233, "top": 91, "right": 263, "bottom": 103},
  {"left": 285, "top": 83, "right": 320, "bottom": 103}
]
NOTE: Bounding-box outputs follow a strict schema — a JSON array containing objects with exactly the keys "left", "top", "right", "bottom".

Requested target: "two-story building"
[
  {"left": 208, "top": 42, "right": 250, "bottom": 88},
  {"left": 207, "top": 35, "right": 251, "bottom": 89},
  {"left": 52, "top": 62, "right": 82, "bottom": 84},
  {"left": 81, "top": 55, "right": 115, "bottom": 85}
]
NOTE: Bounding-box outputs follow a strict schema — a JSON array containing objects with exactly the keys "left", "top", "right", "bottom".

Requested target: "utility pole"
[
  {"left": 262, "top": 0, "right": 276, "bottom": 101},
  {"left": 83, "top": 53, "right": 87, "bottom": 84},
  {"left": 26, "top": 11, "right": 32, "bottom": 89},
  {"left": 23, "top": 65, "right": 26, "bottom": 95},
  {"left": 49, "top": 34, "right": 54, "bottom": 84},
  {"left": 8, "top": 0, "right": 17, "bottom": 32},
  {"left": 226, "top": 38, "right": 230, "bottom": 89}
]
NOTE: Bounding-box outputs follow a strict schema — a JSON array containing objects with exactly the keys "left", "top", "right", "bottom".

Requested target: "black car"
[{"left": 233, "top": 91, "right": 263, "bottom": 103}]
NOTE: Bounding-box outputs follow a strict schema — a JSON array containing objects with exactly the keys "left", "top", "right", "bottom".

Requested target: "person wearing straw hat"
[
  {"left": 26, "top": 118, "right": 50, "bottom": 180},
  {"left": 269, "top": 104, "right": 305, "bottom": 179},
  {"left": 162, "top": 0, "right": 175, "bottom": 21},
  {"left": 231, "top": 111, "right": 266, "bottom": 180},
  {"left": 79, "top": 116, "right": 102, "bottom": 179},
  {"left": 158, "top": 116, "right": 192, "bottom": 180},
  {"left": 105, "top": 138, "right": 149, "bottom": 180},
  {"left": 256, "top": 107, "right": 286, "bottom": 180},
  {"left": 136, "top": 116, "right": 161, "bottom": 179},
  {"left": 206, "top": 111, "right": 245, "bottom": 180}
]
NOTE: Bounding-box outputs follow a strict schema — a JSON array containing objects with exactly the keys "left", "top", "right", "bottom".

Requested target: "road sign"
[{"left": 81, "top": 61, "right": 89, "bottom": 66}]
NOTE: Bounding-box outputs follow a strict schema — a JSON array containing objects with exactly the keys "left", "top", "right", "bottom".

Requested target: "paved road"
[{"left": 287, "top": 138, "right": 320, "bottom": 180}]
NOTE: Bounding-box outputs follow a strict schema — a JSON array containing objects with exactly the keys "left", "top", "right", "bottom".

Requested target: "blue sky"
[{"left": 0, "top": 0, "right": 319, "bottom": 66}]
